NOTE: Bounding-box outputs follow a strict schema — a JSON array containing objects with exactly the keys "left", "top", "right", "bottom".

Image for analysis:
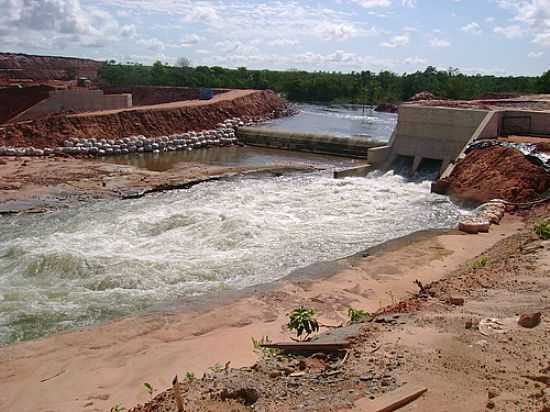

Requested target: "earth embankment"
[{"left": 1, "top": 89, "right": 287, "bottom": 149}]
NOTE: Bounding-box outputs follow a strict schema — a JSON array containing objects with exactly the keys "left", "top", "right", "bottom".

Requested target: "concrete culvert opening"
[
  {"left": 389, "top": 155, "right": 414, "bottom": 174},
  {"left": 416, "top": 158, "right": 443, "bottom": 176}
]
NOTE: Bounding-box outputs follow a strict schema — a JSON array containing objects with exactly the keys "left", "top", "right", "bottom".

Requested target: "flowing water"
[{"left": 0, "top": 171, "right": 464, "bottom": 345}]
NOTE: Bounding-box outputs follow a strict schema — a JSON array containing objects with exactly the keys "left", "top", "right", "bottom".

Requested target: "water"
[
  {"left": 0, "top": 171, "right": 464, "bottom": 345},
  {"left": 263, "top": 103, "right": 397, "bottom": 141},
  {"left": 103, "top": 146, "right": 365, "bottom": 172}
]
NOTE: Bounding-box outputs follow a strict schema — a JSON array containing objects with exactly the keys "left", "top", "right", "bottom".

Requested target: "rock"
[
  {"left": 488, "top": 389, "right": 499, "bottom": 399},
  {"left": 375, "top": 103, "right": 398, "bottom": 113},
  {"left": 449, "top": 297, "right": 465, "bottom": 306},
  {"left": 517, "top": 312, "right": 542, "bottom": 328},
  {"left": 487, "top": 400, "right": 495, "bottom": 409}
]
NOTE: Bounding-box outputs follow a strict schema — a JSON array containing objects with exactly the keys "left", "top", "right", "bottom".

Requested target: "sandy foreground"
[{"left": 0, "top": 212, "right": 524, "bottom": 412}]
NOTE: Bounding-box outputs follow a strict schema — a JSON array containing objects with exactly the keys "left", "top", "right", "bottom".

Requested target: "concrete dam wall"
[
  {"left": 237, "top": 127, "right": 385, "bottom": 158},
  {"left": 383, "top": 105, "right": 491, "bottom": 173}
]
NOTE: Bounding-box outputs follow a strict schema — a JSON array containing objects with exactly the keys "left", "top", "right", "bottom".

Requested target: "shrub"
[
  {"left": 287, "top": 307, "right": 319, "bottom": 341},
  {"left": 534, "top": 218, "right": 550, "bottom": 240},
  {"left": 348, "top": 308, "right": 370, "bottom": 323},
  {"left": 251, "top": 336, "right": 280, "bottom": 358},
  {"left": 469, "top": 256, "right": 489, "bottom": 269}
]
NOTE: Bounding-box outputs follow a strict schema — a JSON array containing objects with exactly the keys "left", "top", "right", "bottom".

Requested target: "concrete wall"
[
  {"left": 501, "top": 110, "right": 550, "bottom": 136},
  {"left": 13, "top": 89, "right": 132, "bottom": 121},
  {"left": 388, "top": 105, "right": 490, "bottom": 172},
  {"left": 237, "top": 127, "right": 385, "bottom": 158}
]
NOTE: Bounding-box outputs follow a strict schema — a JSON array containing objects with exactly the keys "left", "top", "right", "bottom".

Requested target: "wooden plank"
[
  {"left": 260, "top": 341, "right": 349, "bottom": 352},
  {"left": 351, "top": 384, "right": 427, "bottom": 412}
]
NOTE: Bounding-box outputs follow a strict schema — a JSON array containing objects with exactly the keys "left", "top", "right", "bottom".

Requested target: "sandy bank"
[
  {"left": 0, "top": 154, "right": 323, "bottom": 214},
  {"left": 0, "top": 216, "right": 524, "bottom": 412}
]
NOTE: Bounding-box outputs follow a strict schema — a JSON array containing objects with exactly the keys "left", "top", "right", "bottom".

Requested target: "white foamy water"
[{"left": 0, "top": 171, "right": 464, "bottom": 344}]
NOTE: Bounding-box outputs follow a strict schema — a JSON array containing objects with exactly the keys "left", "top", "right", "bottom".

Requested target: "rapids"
[{"left": 0, "top": 170, "right": 464, "bottom": 344}]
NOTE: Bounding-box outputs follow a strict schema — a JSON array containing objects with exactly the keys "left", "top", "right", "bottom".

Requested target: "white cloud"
[
  {"left": 404, "top": 56, "right": 427, "bottom": 65},
  {"left": 528, "top": 51, "right": 544, "bottom": 58},
  {"left": 0, "top": 0, "right": 134, "bottom": 49},
  {"left": 180, "top": 34, "right": 201, "bottom": 48},
  {"left": 461, "top": 22, "right": 483, "bottom": 35},
  {"left": 352, "top": 0, "right": 392, "bottom": 8},
  {"left": 496, "top": 0, "right": 550, "bottom": 47},
  {"left": 402, "top": 0, "right": 416, "bottom": 7},
  {"left": 381, "top": 33, "right": 410, "bottom": 48},
  {"left": 494, "top": 25, "right": 525, "bottom": 39},
  {"left": 430, "top": 38, "right": 451, "bottom": 47},
  {"left": 316, "top": 22, "right": 358, "bottom": 41},
  {"left": 137, "top": 37, "right": 165, "bottom": 52}
]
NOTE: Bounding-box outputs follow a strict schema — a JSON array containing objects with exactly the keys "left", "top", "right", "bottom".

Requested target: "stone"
[
  {"left": 517, "top": 312, "right": 541, "bottom": 328},
  {"left": 449, "top": 297, "right": 465, "bottom": 306}
]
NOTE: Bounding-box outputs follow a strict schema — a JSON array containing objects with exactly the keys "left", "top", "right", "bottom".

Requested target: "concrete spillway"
[{"left": 237, "top": 127, "right": 386, "bottom": 159}]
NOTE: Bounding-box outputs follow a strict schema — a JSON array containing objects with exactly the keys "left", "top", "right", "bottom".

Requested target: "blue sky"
[{"left": 1, "top": 0, "right": 549, "bottom": 75}]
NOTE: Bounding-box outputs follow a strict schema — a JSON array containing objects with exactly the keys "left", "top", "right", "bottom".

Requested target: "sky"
[{"left": 1, "top": 0, "right": 549, "bottom": 76}]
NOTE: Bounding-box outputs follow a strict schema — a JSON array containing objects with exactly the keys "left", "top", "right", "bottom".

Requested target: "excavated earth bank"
[
  {"left": 445, "top": 145, "right": 550, "bottom": 204},
  {"left": 0, "top": 90, "right": 287, "bottom": 149}
]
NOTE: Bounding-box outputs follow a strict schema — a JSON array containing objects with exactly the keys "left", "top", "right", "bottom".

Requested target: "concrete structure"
[
  {"left": 237, "top": 127, "right": 385, "bottom": 159},
  {"left": 378, "top": 105, "right": 491, "bottom": 174},
  {"left": 12, "top": 89, "right": 132, "bottom": 122}
]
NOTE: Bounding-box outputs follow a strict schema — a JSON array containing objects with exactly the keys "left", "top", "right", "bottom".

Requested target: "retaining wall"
[
  {"left": 12, "top": 89, "right": 132, "bottom": 122},
  {"left": 501, "top": 110, "right": 550, "bottom": 136},
  {"left": 102, "top": 86, "right": 228, "bottom": 106}
]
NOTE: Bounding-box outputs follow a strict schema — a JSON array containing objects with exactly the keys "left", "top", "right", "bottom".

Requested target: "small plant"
[
  {"left": 287, "top": 307, "right": 319, "bottom": 341},
  {"left": 469, "top": 256, "right": 489, "bottom": 269},
  {"left": 348, "top": 308, "right": 370, "bottom": 324},
  {"left": 185, "top": 371, "right": 196, "bottom": 381},
  {"left": 208, "top": 362, "right": 224, "bottom": 373},
  {"left": 534, "top": 218, "right": 550, "bottom": 240},
  {"left": 252, "top": 336, "right": 280, "bottom": 358},
  {"left": 144, "top": 382, "right": 155, "bottom": 398},
  {"left": 110, "top": 405, "right": 126, "bottom": 412}
]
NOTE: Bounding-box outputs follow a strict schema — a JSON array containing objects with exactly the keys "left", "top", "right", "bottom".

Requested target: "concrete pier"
[{"left": 237, "top": 127, "right": 385, "bottom": 159}]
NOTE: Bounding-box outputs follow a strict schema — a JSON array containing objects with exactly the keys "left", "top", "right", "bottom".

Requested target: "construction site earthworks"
[{"left": 0, "top": 53, "right": 549, "bottom": 412}]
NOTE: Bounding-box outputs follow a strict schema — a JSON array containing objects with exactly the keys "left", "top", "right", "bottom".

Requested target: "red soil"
[
  {"left": 0, "top": 90, "right": 287, "bottom": 148},
  {"left": 0, "top": 52, "right": 101, "bottom": 80},
  {"left": 446, "top": 145, "right": 550, "bottom": 204}
]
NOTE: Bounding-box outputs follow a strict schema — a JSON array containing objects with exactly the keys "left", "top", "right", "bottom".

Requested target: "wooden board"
[
  {"left": 260, "top": 341, "right": 349, "bottom": 352},
  {"left": 351, "top": 384, "right": 427, "bottom": 412}
]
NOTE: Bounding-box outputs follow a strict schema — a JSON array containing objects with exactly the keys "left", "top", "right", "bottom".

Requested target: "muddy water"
[
  {"left": 102, "top": 146, "right": 365, "bottom": 172},
  {"left": 0, "top": 170, "right": 465, "bottom": 345}
]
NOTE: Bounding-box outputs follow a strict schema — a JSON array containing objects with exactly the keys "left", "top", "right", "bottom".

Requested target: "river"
[{"left": 0, "top": 105, "right": 465, "bottom": 345}]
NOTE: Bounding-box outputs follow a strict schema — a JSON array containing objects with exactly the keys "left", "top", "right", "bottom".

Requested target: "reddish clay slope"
[
  {"left": 0, "top": 53, "right": 102, "bottom": 80},
  {"left": 446, "top": 146, "right": 550, "bottom": 204},
  {"left": 1, "top": 90, "right": 287, "bottom": 148}
]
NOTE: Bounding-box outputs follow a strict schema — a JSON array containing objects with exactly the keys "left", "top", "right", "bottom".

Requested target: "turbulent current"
[{"left": 0, "top": 171, "right": 464, "bottom": 344}]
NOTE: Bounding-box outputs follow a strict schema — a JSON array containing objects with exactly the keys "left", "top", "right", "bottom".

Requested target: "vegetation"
[
  {"left": 534, "top": 218, "right": 550, "bottom": 240},
  {"left": 252, "top": 336, "right": 280, "bottom": 358},
  {"left": 185, "top": 371, "right": 196, "bottom": 381},
  {"left": 110, "top": 405, "right": 126, "bottom": 412},
  {"left": 98, "top": 61, "right": 548, "bottom": 104},
  {"left": 143, "top": 382, "right": 155, "bottom": 398},
  {"left": 287, "top": 307, "right": 319, "bottom": 341},
  {"left": 348, "top": 308, "right": 370, "bottom": 324},
  {"left": 469, "top": 256, "right": 490, "bottom": 269}
]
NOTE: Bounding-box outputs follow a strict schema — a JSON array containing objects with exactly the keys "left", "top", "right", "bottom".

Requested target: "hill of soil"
[
  {"left": 446, "top": 145, "right": 550, "bottom": 204},
  {"left": 0, "top": 52, "right": 102, "bottom": 80}
]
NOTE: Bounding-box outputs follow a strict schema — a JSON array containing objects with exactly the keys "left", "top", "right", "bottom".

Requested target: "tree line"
[{"left": 98, "top": 60, "right": 550, "bottom": 104}]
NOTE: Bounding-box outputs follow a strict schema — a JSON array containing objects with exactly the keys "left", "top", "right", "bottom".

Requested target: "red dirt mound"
[
  {"left": 0, "top": 90, "right": 287, "bottom": 148},
  {"left": 446, "top": 145, "right": 550, "bottom": 204}
]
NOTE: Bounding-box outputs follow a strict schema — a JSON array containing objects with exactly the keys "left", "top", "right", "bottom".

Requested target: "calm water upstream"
[{"left": 263, "top": 103, "right": 397, "bottom": 141}]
